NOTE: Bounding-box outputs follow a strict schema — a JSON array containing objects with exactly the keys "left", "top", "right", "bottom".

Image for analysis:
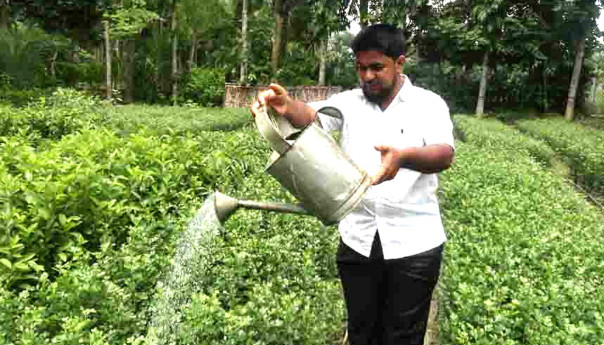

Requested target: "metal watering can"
[{"left": 214, "top": 104, "right": 371, "bottom": 225}]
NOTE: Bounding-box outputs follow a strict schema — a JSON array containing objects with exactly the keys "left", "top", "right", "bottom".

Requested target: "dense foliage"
[
  {"left": 516, "top": 118, "right": 604, "bottom": 198},
  {"left": 2, "top": 90, "right": 604, "bottom": 344},
  {"left": 1, "top": 0, "right": 602, "bottom": 112},
  {"left": 0, "top": 93, "right": 344, "bottom": 344},
  {"left": 440, "top": 116, "right": 604, "bottom": 344},
  {"left": 452, "top": 115, "right": 556, "bottom": 168}
]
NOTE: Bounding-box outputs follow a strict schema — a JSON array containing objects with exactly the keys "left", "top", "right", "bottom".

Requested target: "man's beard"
[{"left": 361, "top": 80, "right": 394, "bottom": 104}]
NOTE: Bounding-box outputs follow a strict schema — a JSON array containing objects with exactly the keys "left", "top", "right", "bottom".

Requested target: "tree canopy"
[{"left": 0, "top": 0, "right": 602, "bottom": 114}]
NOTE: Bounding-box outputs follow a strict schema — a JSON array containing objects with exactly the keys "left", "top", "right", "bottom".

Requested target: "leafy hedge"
[
  {"left": 7, "top": 94, "right": 602, "bottom": 345},
  {"left": 183, "top": 68, "right": 226, "bottom": 107},
  {"left": 439, "top": 120, "right": 604, "bottom": 344},
  {"left": 0, "top": 94, "right": 344, "bottom": 345},
  {"left": 516, "top": 118, "right": 604, "bottom": 197},
  {"left": 453, "top": 115, "right": 556, "bottom": 168},
  {"left": 102, "top": 104, "right": 251, "bottom": 135},
  {"left": 0, "top": 89, "right": 104, "bottom": 145}
]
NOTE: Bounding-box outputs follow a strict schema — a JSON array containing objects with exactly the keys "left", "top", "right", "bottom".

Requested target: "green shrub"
[
  {"left": 103, "top": 104, "right": 251, "bottom": 134},
  {"left": 516, "top": 118, "right": 604, "bottom": 197},
  {"left": 453, "top": 115, "right": 556, "bottom": 168},
  {"left": 0, "top": 88, "right": 48, "bottom": 107},
  {"left": 0, "top": 88, "right": 104, "bottom": 144},
  {"left": 80, "top": 62, "right": 104, "bottom": 85},
  {"left": 0, "top": 127, "right": 266, "bottom": 288},
  {"left": 439, "top": 140, "right": 604, "bottom": 345},
  {"left": 0, "top": 105, "right": 347, "bottom": 344},
  {"left": 183, "top": 68, "right": 225, "bottom": 107},
  {"left": 55, "top": 62, "right": 104, "bottom": 87},
  {"left": 55, "top": 62, "right": 81, "bottom": 86}
]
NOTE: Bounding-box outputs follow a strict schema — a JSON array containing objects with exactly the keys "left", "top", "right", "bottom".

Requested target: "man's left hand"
[{"left": 372, "top": 145, "right": 405, "bottom": 185}]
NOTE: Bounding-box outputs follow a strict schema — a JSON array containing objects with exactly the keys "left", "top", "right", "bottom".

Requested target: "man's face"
[{"left": 355, "top": 51, "right": 404, "bottom": 104}]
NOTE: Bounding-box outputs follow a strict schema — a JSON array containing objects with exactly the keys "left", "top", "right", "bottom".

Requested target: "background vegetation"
[{"left": 0, "top": 0, "right": 603, "bottom": 116}]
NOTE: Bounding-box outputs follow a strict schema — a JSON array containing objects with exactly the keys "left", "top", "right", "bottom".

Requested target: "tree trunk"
[
  {"left": 114, "top": 40, "right": 122, "bottom": 92},
  {"left": 103, "top": 21, "right": 112, "bottom": 100},
  {"left": 0, "top": 0, "right": 10, "bottom": 30},
  {"left": 475, "top": 51, "right": 489, "bottom": 116},
  {"left": 123, "top": 39, "right": 136, "bottom": 103},
  {"left": 188, "top": 33, "right": 197, "bottom": 72},
  {"left": 270, "top": 0, "right": 284, "bottom": 76},
  {"left": 239, "top": 0, "right": 248, "bottom": 85},
  {"left": 171, "top": 0, "right": 179, "bottom": 105},
  {"left": 71, "top": 41, "right": 81, "bottom": 63},
  {"left": 590, "top": 74, "right": 597, "bottom": 103},
  {"left": 359, "top": 0, "right": 369, "bottom": 28},
  {"left": 318, "top": 38, "right": 327, "bottom": 85},
  {"left": 49, "top": 50, "right": 57, "bottom": 77},
  {"left": 565, "top": 38, "right": 586, "bottom": 121}
]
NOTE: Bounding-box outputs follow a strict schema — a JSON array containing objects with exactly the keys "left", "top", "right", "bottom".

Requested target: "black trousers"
[{"left": 337, "top": 233, "right": 443, "bottom": 345}]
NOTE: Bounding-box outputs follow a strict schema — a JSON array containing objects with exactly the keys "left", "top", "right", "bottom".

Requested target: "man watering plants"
[{"left": 251, "top": 24, "right": 454, "bottom": 345}]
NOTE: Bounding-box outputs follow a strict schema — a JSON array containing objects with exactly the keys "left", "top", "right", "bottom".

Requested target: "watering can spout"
[
  {"left": 213, "top": 191, "right": 310, "bottom": 224},
  {"left": 214, "top": 191, "right": 240, "bottom": 224}
]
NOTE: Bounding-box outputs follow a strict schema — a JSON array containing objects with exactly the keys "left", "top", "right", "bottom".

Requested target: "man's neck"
[{"left": 379, "top": 75, "right": 405, "bottom": 111}]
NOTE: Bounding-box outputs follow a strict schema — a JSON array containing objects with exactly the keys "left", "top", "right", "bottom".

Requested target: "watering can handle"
[
  {"left": 313, "top": 106, "right": 343, "bottom": 129},
  {"left": 254, "top": 103, "right": 292, "bottom": 155},
  {"left": 255, "top": 104, "right": 345, "bottom": 154},
  {"left": 316, "top": 106, "right": 343, "bottom": 120}
]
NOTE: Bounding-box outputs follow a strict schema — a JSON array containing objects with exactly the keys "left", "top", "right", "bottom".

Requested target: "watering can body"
[{"left": 255, "top": 105, "right": 371, "bottom": 225}]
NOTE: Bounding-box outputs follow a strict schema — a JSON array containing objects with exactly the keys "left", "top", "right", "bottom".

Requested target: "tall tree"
[
  {"left": 269, "top": 0, "right": 306, "bottom": 76},
  {"left": 566, "top": 38, "right": 587, "bottom": 120},
  {"left": 179, "top": 0, "right": 232, "bottom": 72},
  {"left": 563, "top": 0, "right": 600, "bottom": 120},
  {"left": 307, "top": 0, "right": 348, "bottom": 85},
  {"left": 106, "top": 0, "right": 158, "bottom": 103},
  {"left": 0, "top": 0, "right": 10, "bottom": 30},
  {"left": 103, "top": 20, "right": 112, "bottom": 100},
  {"left": 239, "top": 0, "right": 248, "bottom": 84},
  {"left": 470, "top": 0, "right": 507, "bottom": 115},
  {"left": 270, "top": 0, "right": 284, "bottom": 76},
  {"left": 170, "top": 0, "right": 179, "bottom": 105},
  {"left": 475, "top": 51, "right": 489, "bottom": 116},
  {"left": 318, "top": 38, "right": 326, "bottom": 85}
]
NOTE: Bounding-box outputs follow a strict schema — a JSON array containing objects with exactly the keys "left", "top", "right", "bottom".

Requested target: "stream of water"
[{"left": 146, "top": 193, "right": 222, "bottom": 345}]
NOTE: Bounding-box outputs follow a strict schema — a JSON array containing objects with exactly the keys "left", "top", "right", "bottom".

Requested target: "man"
[{"left": 251, "top": 24, "right": 454, "bottom": 345}]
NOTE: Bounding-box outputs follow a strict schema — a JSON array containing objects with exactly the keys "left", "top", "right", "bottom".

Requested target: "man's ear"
[{"left": 395, "top": 55, "right": 405, "bottom": 74}]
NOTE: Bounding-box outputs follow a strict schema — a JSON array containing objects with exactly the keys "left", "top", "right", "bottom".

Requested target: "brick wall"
[{"left": 224, "top": 84, "right": 341, "bottom": 107}]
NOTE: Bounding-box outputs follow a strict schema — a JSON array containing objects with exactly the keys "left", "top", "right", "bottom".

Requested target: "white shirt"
[{"left": 310, "top": 76, "right": 455, "bottom": 260}]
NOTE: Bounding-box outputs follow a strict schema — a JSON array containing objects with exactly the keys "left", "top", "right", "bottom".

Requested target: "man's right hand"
[
  {"left": 250, "top": 83, "right": 292, "bottom": 118},
  {"left": 250, "top": 83, "right": 316, "bottom": 128}
]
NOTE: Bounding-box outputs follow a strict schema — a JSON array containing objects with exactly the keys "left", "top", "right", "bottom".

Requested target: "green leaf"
[
  {"left": 58, "top": 214, "right": 67, "bottom": 227},
  {"left": 0, "top": 258, "right": 12, "bottom": 269},
  {"left": 14, "top": 262, "right": 30, "bottom": 272}
]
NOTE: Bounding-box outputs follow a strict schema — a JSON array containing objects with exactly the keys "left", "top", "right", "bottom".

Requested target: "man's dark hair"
[{"left": 350, "top": 24, "right": 405, "bottom": 59}]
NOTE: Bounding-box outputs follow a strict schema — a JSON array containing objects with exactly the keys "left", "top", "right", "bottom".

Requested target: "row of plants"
[
  {"left": 516, "top": 118, "right": 604, "bottom": 197},
  {"left": 0, "top": 88, "right": 251, "bottom": 145},
  {"left": 452, "top": 115, "right": 556, "bottom": 168},
  {"left": 103, "top": 104, "right": 251, "bottom": 135},
  {"left": 0, "top": 94, "right": 344, "bottom": 344},
  {"left": 4, "top": 95, "right": 602, "bottom": 344},
  {"left": 0, "top": 89, "right": 106, "bottom": 147},
  {"left": 438, "top": 116, "right": 604, "bottom": 344}
]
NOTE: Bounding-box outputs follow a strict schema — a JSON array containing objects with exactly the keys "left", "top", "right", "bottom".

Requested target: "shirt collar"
[{"left": 397, "top": 74, "right": 413, "bottom": 103}]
